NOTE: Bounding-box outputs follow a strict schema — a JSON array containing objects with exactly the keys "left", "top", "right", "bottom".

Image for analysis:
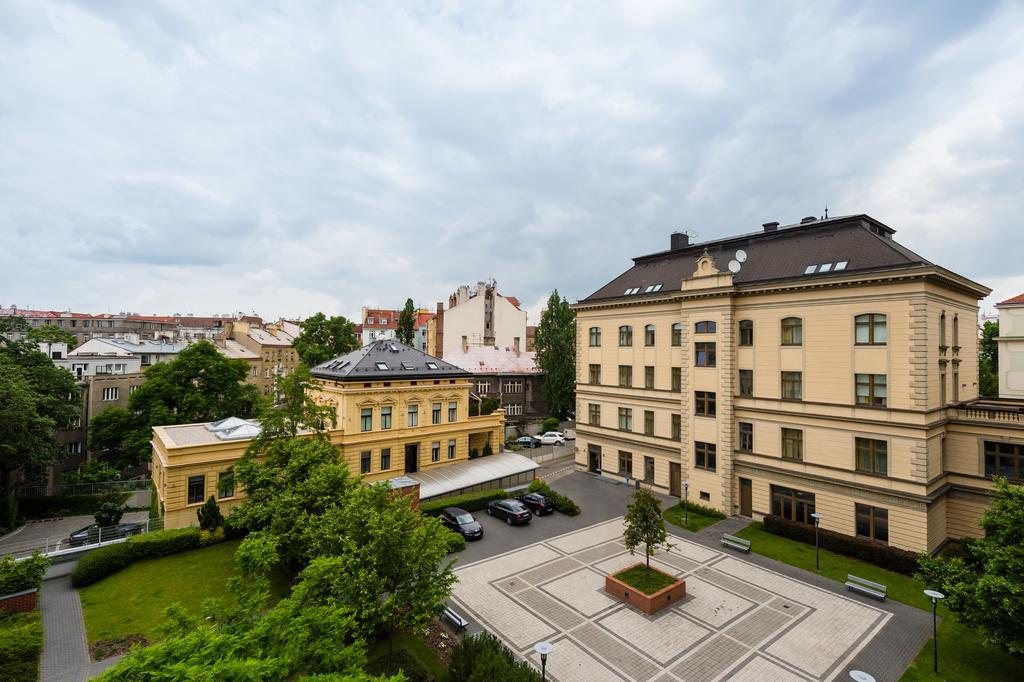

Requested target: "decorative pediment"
[{"left": 693, "top": 249, "right": 720, "bottom": 277}]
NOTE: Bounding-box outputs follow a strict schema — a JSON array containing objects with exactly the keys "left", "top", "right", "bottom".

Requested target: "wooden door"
[{"left": 739, "top": 478, "right": 752, "bottom": 517}]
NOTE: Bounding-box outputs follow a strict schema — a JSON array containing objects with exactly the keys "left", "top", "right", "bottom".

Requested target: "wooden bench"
[
  {"left": 845, "top": 574, "right": 887, "bottom": 601},
  {"left": 442, "top": 606, "right": 469, "bottom": 632},
  {"left": 721, "top": 534, "right": 751, "bottom": 553}
]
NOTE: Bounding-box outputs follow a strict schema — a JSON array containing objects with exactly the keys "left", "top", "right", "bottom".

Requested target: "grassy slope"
[{"left": 79, "top": 539, "right": 290, "bottom": 645}]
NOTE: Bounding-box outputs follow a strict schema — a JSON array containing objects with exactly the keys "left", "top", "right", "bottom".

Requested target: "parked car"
[
  {"left": 536, "top": 431, "right": 566, "bottom": 446},
  {"left": 563, "top": 428, "right": 576, "bottom": 441},
  {"left": 487, "top": 499, "right": 533, "bottom": 525},
  {"left": 67, "top": 522, "right": 145, "bottom": 547},
  {"left": 517, "top": 492, "right": 554, "bottom": 515},
  {"left": 506, "top": 436, "right": 539, "bottom": 449},
  {"left": 440, "top": 507, "right": 484, "bottom": 541}
]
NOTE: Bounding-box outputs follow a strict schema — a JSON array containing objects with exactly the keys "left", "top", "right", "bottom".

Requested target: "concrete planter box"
[
  {"left": 0, "top": 588, "right": 39, "bottom": 613},
  {"left": 605, "top": 563, "right": 686, "bottom": 615}
]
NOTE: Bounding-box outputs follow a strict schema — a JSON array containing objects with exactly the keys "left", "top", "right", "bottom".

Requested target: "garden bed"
[{"left": 606, "top": 563, "right": 685, "bottom": 615}]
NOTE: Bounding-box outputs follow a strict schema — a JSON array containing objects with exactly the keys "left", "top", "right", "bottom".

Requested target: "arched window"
[
  {"left": 618, "top": 325, "right": 633, "bottom": 347},
  {"left": 953, "top": 314, "right": 959, "bottom": 348},
  {"left": 671, "top": 323, "right": 682, "bottom": 347},
  {"left": 781, "top": 317, "right": 803, "bottom": 346},
  {"left": 940, "top": 312, "right": 947, "bottom": 347},
  {"left": 589, "top": 327, "right": 601, "bottom": 347},
  {"left": 854, "top": 314, "right": 887, "bottom": 345},
  {"left": 695, "top": 320, "right": 716, "bottom": 333},
  {"left": 644, "top": 324, "right": 655, "bottom": 346},
  {"left": 739, "top": 320, "right": 753, "bottom": 346}
]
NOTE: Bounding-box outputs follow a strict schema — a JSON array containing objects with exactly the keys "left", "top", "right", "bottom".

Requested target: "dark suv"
[
  {"left": 517, "top": 492, "right": 554, "bottom": 515},
  {"left": 487, "top": 499, "right": 532, "bottom": 525},
  {"left": 440, "top": 507, "right": 483, "bottom": 540},
  {"left": 67, "top": 522, "right": 146, "bottom": 547}
]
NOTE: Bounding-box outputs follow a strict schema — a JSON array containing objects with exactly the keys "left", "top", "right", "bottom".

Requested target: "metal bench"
[
  {"left": 442, "top": 606, "right": 469, "bottom": 632},
  {"left": 845, "top": 574, "right": 887, "bottom": 601},
  {"left": 721, "top": 534, "right": 751, "bottom": 553}
]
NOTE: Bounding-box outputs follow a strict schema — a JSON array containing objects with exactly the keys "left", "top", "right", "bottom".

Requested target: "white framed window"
[
  {"left": 102, "top": 387, "right": 119, "bottom": 401},
  {"left": 447, "top": 440, "right": 456, "bottom": 459}
]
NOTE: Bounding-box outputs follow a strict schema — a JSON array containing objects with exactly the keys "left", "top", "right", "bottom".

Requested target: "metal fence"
[
  {"left": 14, "top": 479, "right": 151, "bottom": 499},
  {"left": 2, "top": 516, "right": 165, "bottom": 560}
]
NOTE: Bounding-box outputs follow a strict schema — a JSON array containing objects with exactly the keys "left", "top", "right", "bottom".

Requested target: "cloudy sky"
[{"left": 2, "top": 1, "right": 1023, "bottom": 323}]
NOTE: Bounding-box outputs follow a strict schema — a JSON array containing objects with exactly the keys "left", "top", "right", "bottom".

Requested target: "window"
[
  {"left": 771, "top": 485, "right": 816, "bottom": 525},
  {"left": 361, "top": 408, "right": 373, "bottom": 432},
  {"left": 695, "top": 342, "right": 716, "bottom": 367},
  {"left": 695, "top": 321, "right": 716, "bottom": 333},
  {"left": 671, "top": 414, "right": 681, "bottom": 440},
  {"left": 218, "top": 470, "right": 235, "bottom": 499},
  {"left": 781, "top": 371, "right": 803, "bottom": 400},
  {"left": 477, "top": 380, "right": 491, "bottom": 393},
  {"left": 855, "top": 314, "right": 887, "bottom": 345},
  {"left": 589, "top": 364, "right": 601, "bottom": 384},
  {"left": 129, "top": 385, "right": 139, "bottom": 394},
  {"left": 781, "top": 428, "right": 803, "bottom": 460},
  {"left": 952, "top": 368, "right": 959, "bottom": 402},
  {"left": 431, "top": 442, "right": 440, "bottom": 462},
  {"left": 739, "top": 422, "right": 753, "bottom": 452},
  {"left": 940, "top": 368, "right": 947, "bottom": 406},
  {"left": 644, "top": 410, "right": 654, "bottom": 435},
  {"left": 503, "top": 381, "right": 523, "bottom": 393},
  {"left": 739, "top": 320, "right": 753, "bottom": 346},
  {"left": 432, "top": 402, "right": 442, "bottom": 424},
  {"left": 739, "top": 370, "right": 753, "bottom": 397},
  {"left": 855, "top": 374, "right": 887, "bottom": 407},
  {"left": 940, "top": 311, "right": 947, "bottom": 347},
  {"left": 505, "top": 403, "right": 524, "bottom": 416},
  {"left": 855, "top": 438, "right": 888, "bottom": 475},
  {"left": 448, "top": 440, "right": 456, "bottom": 459},
  {"left": 984, "top": 441, "right": 1023, "bottom": 480},
  {"left": 644, "top": 324, "right": 656, "bottom": 346},
  {"left": 671, "top": 323, "right": 682, "bottom": 346},
  {"left": 618, "top": 365, "right": 633, "bottom": 387},
  {"left": 644, "top": 456, "right": 655, "bottom": 482},
  {"left": 102, "top": 387, "right": 119, "bottom": 401},
  {"left": 694, "top": 442, "right": 716, "bottom": 471},
  {"left": 671, "top": 367, "right": 682, "bottom": 392},
  {"left": 380, "top": 448, "right": 391, "bottom": 470},
  {"left": 407, "top": 404, "right": 418, "bottom": 427},
  {"left": 187, "top": 475, "right": 205, "bottom": 505},
  {"left": 644, "top": 366, "right": 655, "bottom": 389},
  {"left": 618, "top": 407, "right": 633, "bottom": 431},
  {"left": 695, "top": 391, "right": 716, "bottom": 417},
  {"left": 448, "top": 401, "right": 457, "bottom": 422},
  {"left": 589, "top": 327, "right": 602, "bottom": 346},
  {"left": 588, "top": 403, "right": 601, "bottom": 426},
  {"left": 781, "top": 317, "right": 803, "bottom": 345},
  {"left": 618, "top": 451, "right": 633, "bottom": 476},
  {"left": 953, "top": 314, "right": 959, "bottom": 347},
  {"left": 619, "top": 325, "right": 633, "bottom": 346},
  {"left": 856, "top": 504, "right": 889, "bottom": 543},
  {"left": 375, "top": 361, "right": 389, "bottom": 370},
  {"left": 361, "top": 450, "right": 372, "bottom": 473},
  {"left": 381, "top": 406, "right": 392, "bottom": 429},
  {"left": 426, "top": 361, "right": 438, "bottom": 370}
]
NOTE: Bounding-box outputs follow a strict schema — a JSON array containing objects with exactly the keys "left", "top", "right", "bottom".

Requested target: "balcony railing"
[{"left": 954, "top": 406, "right": 1024, "bottom": 424}]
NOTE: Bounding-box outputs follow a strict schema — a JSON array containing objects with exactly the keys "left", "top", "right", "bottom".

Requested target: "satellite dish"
[
  {"left": 735, "top": 249, "right": 747, "bottom": 263},
  {"left": 728, "top": 260, "right": 741, "bottom": 273}
]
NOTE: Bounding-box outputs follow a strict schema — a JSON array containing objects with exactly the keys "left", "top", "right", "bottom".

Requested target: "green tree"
[
  {"left": 916, "top": 477, "right": 1024, "bottom": 654},
  {"left": 197, "top": 495, "right": 224, "bottom": 531},
  {"left": 254, "top": 365, "right": 337, "bottom": 445},
  {"left": 979, "top": 320, "right": 999, "bottom": 396},
  {"left": 396, "top": 298, "right": 417, "bottom": 345},
  {"left": 623, "top": 488, "right": 670, "bottom": 574},
  {"left": 534, "top": 290, "right": 576, "bottom": 420},
  {"left": 469, "top": 396, "right": 500, "bottom": 417},
  {"left": 94, "top": 501, "right": 125, "bottom": 527},
  {"left": 26, "top": 324, "right": 78, "bottom": 349},
  {"left": 292, "top": 312, "right": 359, "bottom": 366}
]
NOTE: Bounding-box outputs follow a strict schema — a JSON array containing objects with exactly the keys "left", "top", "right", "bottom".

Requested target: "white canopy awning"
[{"left": 406, "top": 452, "right": 539, "bottom": 499}]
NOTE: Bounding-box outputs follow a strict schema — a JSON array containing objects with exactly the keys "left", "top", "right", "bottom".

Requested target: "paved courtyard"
[{"left": 452, "top": 517, "right": 893, "bottom": 681}]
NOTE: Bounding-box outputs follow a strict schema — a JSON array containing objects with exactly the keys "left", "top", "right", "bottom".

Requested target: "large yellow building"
[
  {"left": 574, "top": 214, "right": 1023, "bottom": 554},
  {"left": 152, "top": 340, "right": 515, "bottom": 529}
]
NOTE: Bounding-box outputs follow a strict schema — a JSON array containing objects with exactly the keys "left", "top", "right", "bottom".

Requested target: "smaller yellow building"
[{"left": 152, "top": 340, "right": 519, "bottom": 529}]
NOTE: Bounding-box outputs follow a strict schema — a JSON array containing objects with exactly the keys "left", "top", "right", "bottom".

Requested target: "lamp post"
[
  {"left": 810, "top": 512, "right": 822, "bottom": 570},
  {"left": 682, "top": 479, "right": 690, "bottom": 527},
  {"left": 534, "top": 641, "right": 554, "bottom": 681},
  {"left": 924, "top": 589, "right": 945, "bottom": 673}
]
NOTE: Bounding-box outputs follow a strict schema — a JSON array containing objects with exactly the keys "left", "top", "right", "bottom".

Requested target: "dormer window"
[
  {"left": 375, "top": 361, "right": 389, "bottom": 370},
  {"left": 425, "top": 361, "right": 438, "bottom": 370}
]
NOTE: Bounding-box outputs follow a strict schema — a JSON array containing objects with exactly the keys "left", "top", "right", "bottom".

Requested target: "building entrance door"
[
  {"left": 739, "top": 478, "right": 752, "bottom": 517},
  {"left": 588, "top": 445, "right": 601, "bottom": 473},
  {"left": 404, "top": 444, "right": 419, "bottom": 474},
  {"left": 669, "top": 463, "right": 681, "bottom": 497}
]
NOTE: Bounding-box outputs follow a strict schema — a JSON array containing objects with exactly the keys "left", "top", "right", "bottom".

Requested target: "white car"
[{"left": 537, "top": 431, "right": 566, "bottom": 446}]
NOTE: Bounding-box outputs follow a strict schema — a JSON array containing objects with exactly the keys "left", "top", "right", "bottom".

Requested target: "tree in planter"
[
  {"left": 197, "top": 496, "right": 224, "bottom": 531},
  {"left": 396, "top": 298, "right": 417, "bottom": 345},
  {"left": 622, "top": 488, "right": 671, "bottom": 574},
  {"left": 534, "top": 290, "right": 576, "bottom": 420},
  {"left": 94, "top": 501, "right": 125, "bottom": 528}
]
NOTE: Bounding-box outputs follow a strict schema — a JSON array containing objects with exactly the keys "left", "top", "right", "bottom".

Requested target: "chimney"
[
  {"left": 762, "top": 222, "right": 779, "bottom": 232},
  {"left": 670, "top": 232, "right": 689, "bottom": 250},
  {"left": 800, "top": 216, "right": 817, "bottom": 224}
]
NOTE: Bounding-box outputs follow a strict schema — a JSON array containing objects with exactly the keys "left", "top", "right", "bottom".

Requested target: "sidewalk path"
[{"left": 38, "top": 574, "right": 91, "bottom": 682}]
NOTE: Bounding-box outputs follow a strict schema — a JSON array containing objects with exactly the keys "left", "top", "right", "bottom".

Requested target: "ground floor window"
[
  {"left": 770, "top": 484, "right": 816, "bottom": 525},
  {"left": 855, "top": 503, "right": 889, "bottom": 543},
  {"left": 217, "top": 470, "right": 234, "bottom": 499},
  {"left": 694, "top": 441, "right": 716, "bottom": 471},
  {"left": 187, "top": 475, "right": 205, "bottom": 504},
  {"left": 448, "top": 439, "right": 456, "bottom": 459},
  {"left": 431, "top": 442, "right": 441, "bottom": 462},
  {"left": 644, "top": 456, "right": 655, "bottom": 482},
  {"left": 618, "top": 450, "right": 632, "bottom": 476}
]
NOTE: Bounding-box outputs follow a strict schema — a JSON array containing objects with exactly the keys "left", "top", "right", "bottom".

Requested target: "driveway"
[{"left": 0, "top": 511, "right": 151, "bottom": 558}]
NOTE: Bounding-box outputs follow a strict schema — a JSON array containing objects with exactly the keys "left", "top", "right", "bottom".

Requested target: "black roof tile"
[{"left": 311, "top": 339, "right": 469, "bottom": 381}]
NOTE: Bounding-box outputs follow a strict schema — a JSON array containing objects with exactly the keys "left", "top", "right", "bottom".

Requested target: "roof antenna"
[{"left": 824, "top": 205, "right": 829, "bottom": 219}]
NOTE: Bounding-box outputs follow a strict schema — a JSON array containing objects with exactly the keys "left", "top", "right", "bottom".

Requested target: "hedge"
[
  {"left": 443, "top": 528, "right": 465, "bottom": 554},
  {"left": 0, "top": 552, "right": 50, "bottom": 596},
  {"left": 449, "top": 631, "right": 541, "bottom": 682},
  {"left": 71, "top": 527, "right": 203, "bottom": 587},
  {"left": 0, "top": 611, "right": 43, "bottom": 682},
  {"left": 527, "top": 479, "right": 580, "bottom": 516},
  {"left": 675, "top": 501, "right": 726, "bottom": 519},
  {"left": 762, "top": 515, "right": 921, "bottom": 575},
  {"left": 17, "top": 493, "right": 130, "bottom": 520},
  {"left": 419, "top": 489, "right": 508, "bottom": 516}
]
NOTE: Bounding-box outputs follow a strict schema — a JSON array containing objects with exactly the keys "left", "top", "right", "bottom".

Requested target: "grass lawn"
[
  {"left": 367, "top": 631, "right": 449, "bottom": 682},
  {"left": 663, "top": 504, "right": 724, "bottom": 532},
  {"left": 0, "top": 610, "right": 43, "bottom": 682},
  {"left": 614, "top": 564, "right": 678, "bottom": 594},
  {"left": 735, "top": 523, "right": 1023, "bottom": 681},
  {"left": 79, "top": 539, "right": 290, "bottom": 646}
]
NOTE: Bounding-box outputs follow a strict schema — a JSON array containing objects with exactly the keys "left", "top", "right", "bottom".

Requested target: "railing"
[
  {"left": 956, "top": 407, "right": 1024, "bottom": 424},
  {"left": 3, "top": 517, "right": 165, "bottom": 560},
  {"left": 14, "top": 479, "right": 150, "bottom": 499}
]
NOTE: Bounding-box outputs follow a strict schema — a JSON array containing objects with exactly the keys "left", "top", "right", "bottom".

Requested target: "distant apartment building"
[
  {"left": 426, "top": 280, "right": 528, "bottom": 358},
  {"left": 996, "top": 292, "right": 1024, "bottom": 399},
  {"left": 220, "top": 320, "right": 299, "bottom": 396},
  {"left": 445, "top": 346, "right": 548, "bottom": 420},
  {"left": 414, "top": 310, "right": 435, "bottom": 351},
  {"left": 361, "top": 308, "right": 400, "bottom": 345}
]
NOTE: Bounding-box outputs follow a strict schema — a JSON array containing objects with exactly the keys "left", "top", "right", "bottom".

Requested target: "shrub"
[
  {"left": 94, "top": 501, "right": 125, "bottom": 528},
  {"left": 762, "top": 515, "right": 920, "bottom": 575},
  {"left": 199, "top": 527, "right": 226, "bottom": 547},
  {"left": 70, "top": 543, "right": 133, "bottom": 588},
  {"left": 469, "top": 448, "right": 480, "bottom": 459},
  {"left": 148, "top": 483, "right": 160, "bottom": 521},
  {"left": 0, "top": 611, "right": 43, "bottom": 682},
  {"left": 541, "top": 417, "right": 560, "bottom": 432},
  {"left": 197, "top": 496, "right": 223, "bottom": 531},
  {"left": 482, "top": 442, "right": 493, "bottom": 458},
  {"left": 527, "top": 479, "right": 580, "bottom": 516},
  {"left": 17, "top": 493, "right": 129, "bottom": 520},
  {"left": 366, "top": 648, "right": 433, "bottom": 682},
  {"left": 443, "top": 529, "right": 466, "bottom": 554},
  {"left": 675, "top": 501, "right": 726, "bottom": 519},
  {"left": 222, "top": 513, "right": 248, "bottom": 540},
  {"left": 62, "top": 461, "right": 120, "bottom": 485},
  {"left": 0, "top": 495, "right": 17, "bottom": 533},
  {"left": 71, "top": 527, "right": 202, "bottom": 587},
  {"left": 449, "top": 631, "right": 541, "bottom": 682},
  {"left": 0, "top": 552, "right": 50, "bottom": 595},
  {"left": 419, "top": 489, "right": 507, "bottom": 517}
]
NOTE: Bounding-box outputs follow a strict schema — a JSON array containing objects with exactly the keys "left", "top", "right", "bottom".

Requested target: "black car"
[
  {"left": 517, "top": 492, "right": 554, "bottom": 515},
  {"left": 505, "top": 436, "right": 539, "bottom": 449},
  {"left": 487, "top": 499, "right": 533, "bottom": 525},
  {"left": 68, "top": 522, "right": 145, "bottom": 547},
  {"left": 440, "top": 507, "right": 483, "bottom": 540}
]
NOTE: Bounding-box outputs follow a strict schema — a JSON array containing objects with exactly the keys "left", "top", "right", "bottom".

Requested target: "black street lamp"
[
  {"left": 534, "top": 641, "right": 553, "bottom": 680},
  {"left": 924, "top": 590, "right": 945, "bottom": 673},
  {"left": 811, "top": 512, "right": 822, "bottom": 570},
  {"left": 683, "top": 479, "right": 690, "bottom": 527}
]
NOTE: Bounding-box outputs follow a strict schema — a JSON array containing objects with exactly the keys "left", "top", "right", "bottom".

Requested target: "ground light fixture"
[
  {"left": 682, "top": 479, "right": 690, "bottom": 527},
  {"left": 848, "top": 671, "right": 875, "bottom": 682},
  {"left": 810, "top": 512, "right": 822, "bottom": 570},
  {"left": 534, "top": 641, "right": 554, "bottom": 680},
  {"left": 923, "top": 589, "right": 946, "bottom": 673}
]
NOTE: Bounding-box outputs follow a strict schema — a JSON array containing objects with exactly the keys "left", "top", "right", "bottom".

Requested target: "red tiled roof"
[
  {"left": 998, "top": 292, "right": 1024, "bottom": 306},
  {"left": 363, "top": 309, "right": 400, "bottom": 329},
  {"left": 502, "top": 295, "right": 521, "bottom": 310},
  {"left": 415, "top": 311, "right": 435, "bottom": 327}
]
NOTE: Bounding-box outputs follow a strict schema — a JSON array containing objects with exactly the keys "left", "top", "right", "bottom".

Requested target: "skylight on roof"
[
  {"left": 624, "top": 287, "right": 641, "bottom": 295},
  {"left": 652, "top": 284, "right": 662, "bottom": 292},
  {"left": 401, "top": 362, "right": 414, "bottom": 370},
  {"left": 835, "top": 261, "right": 848, "bottom": 271},
  {"left": 819, "top": 263, "right": 833, "bottom": 272},
  {"left": 425, "top": 361, "right": 438, "bottom": 370},
  {"left": 644, "top": 285, "right": 654, "bottom": 293},
  {"left": 804, "top": 265, "right": 817, "bottom": 274},
  {"left": 375, "top": 361, "right": 389, "bottom": 370}
]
